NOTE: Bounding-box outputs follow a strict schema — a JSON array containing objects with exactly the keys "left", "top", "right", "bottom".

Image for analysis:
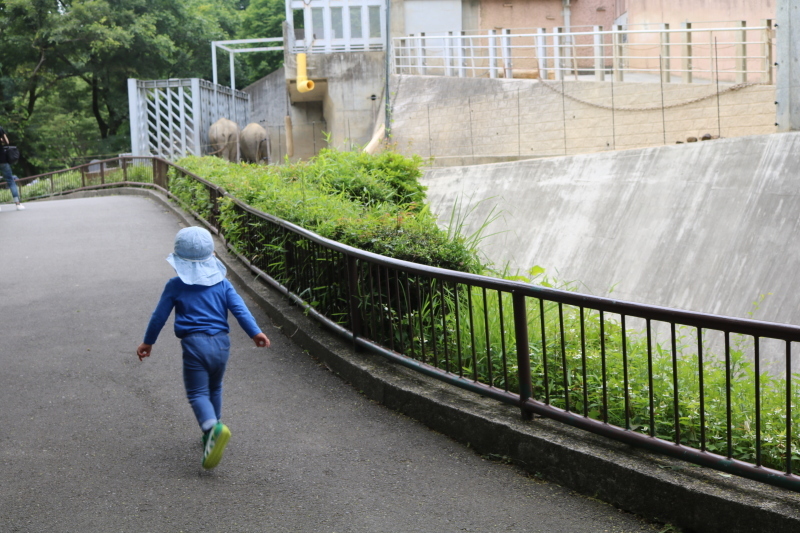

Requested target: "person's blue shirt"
[{"left": 143, "top": 277, "right": 261, "bottom": 345}]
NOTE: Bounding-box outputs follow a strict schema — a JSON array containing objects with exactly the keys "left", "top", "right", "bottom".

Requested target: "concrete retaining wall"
[
  {"left": 390, "top": 75, "right": 776, "bottom": 164},
  {"left": 422, "top": 132, "right": 800, "bottom": 337}
]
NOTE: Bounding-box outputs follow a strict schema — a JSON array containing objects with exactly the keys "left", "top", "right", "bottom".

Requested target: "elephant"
[
  {"left": 208, "top": 118, "right": 240, "bottom": 162},
  {"left": 240, "top": 122, "right": 270, "bottom": 164}
]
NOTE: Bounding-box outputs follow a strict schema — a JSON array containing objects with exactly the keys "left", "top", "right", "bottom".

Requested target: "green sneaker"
[{"left": 202, "top": 422, "right": 231, "bottom": 469}]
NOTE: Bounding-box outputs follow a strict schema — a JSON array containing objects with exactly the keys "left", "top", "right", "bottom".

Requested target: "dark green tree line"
[{"left": 0, "top": 0, "right": 287, "bottom": 174}]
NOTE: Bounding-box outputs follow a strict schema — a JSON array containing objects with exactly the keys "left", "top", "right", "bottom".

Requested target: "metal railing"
[
  {"left": 9, "top": 156, "right": 800, "bottom": 492},
  {"left": 393, "top": 22, "right": 775, "bottom": 84}
]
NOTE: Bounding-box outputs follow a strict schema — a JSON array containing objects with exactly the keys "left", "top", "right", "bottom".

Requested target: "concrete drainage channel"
[{"left": 69, "top": 188, "right": 800, "bottom": 533}]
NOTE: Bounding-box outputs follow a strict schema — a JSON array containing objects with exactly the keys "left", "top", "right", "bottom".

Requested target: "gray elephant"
[
  {"left": 240, "top": 122, "right": 270, "bottom": 164},
  {"left": 208, "top": 118, "right": 240, "bottom": 162}
]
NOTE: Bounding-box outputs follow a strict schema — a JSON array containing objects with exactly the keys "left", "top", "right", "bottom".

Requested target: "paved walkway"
[{"left": 0, "top": 195, "right": 662, "bottom": 532}]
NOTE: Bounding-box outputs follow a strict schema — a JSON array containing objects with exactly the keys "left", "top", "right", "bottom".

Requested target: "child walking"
[{"left": 137, "top": 226, "right": 270, "bottom": 469}]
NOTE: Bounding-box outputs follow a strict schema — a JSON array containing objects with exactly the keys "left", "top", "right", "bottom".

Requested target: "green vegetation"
[
  {"left": 172, "top": 151, "right": 481, "bottom": 272},
  {"left": 0, "top": 0, "right": 289, "bottom": 174},
  {"left": 15, "top": 150, "right": 800, "bottom": 477}
]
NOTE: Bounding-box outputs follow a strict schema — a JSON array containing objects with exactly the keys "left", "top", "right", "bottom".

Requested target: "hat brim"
[{"left": 166, "top": 253, "right": 227, "bottom": 286}]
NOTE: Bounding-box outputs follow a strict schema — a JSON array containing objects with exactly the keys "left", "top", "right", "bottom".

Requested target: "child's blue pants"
[{"left": 181, "top": 332, "right": 231, "bottom": 432}]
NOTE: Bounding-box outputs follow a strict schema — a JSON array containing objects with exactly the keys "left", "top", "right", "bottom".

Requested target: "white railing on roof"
[
  {"left": 392, "top": 21, "right": 775, "bottom": 84},
  {"left": 286, "top": 0, "right": 385, "bottom": 53}
]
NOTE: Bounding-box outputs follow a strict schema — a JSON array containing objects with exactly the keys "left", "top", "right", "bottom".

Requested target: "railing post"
[
  {"left": 417, "top": 33, "right": 427, "bottom": 75},
  {"left": 661, "top": 23, "right": 671, "bottom": 83},
  {"left": 537, "top": 28, "right": 548, "bottom": 81},
  {"left": 502, "top": 29, "right": 513, "bottom": 79},
  {"left": 100, "top": 161, "right": 105, "bottom": 185},
  {"left": 80, "top": 166, "right": 86, "bottom": 188},
  {"left": 445, "top": 32, "right": 453, "bottom": 77},
  {"left": 613, "top": 25, "right": 624, "bottom": 82},
  {"left": 122, "top": 157, "right": 128, "bottom": 182},
  {"left": 762, "top": 19, "right": 773, "bottom": 84},
  {"left": 152, "top": 157, "right": 169, "bottom": 189},
  {"left": 346, "top": 255, "right": 364, "bottom": 346},
  {"left": 457, "top": 32, "right": 466, "bottom": 77},
  {"left": 554, "top": 27, "right": 564, "bottom": 81},
  {"left": 209, "top": 187, "right": 220, "bottom": 232},
  {"left": 488, "top": 29, "right": 498, "bottom": 79},
  {"left": 735, "top": 20, "right": 747, "bottom": 83},
  {"left": 594, "top": 26, "right": 605, "bottom": 81},
  {"left": 682, "top": 22, "right": 693, "bottom": 83},
  {"left": 513, "top": 292, "right": 532, "bottom": 420}
]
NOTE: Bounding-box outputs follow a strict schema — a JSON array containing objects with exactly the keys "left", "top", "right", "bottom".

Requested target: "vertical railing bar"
[
  {"left": 540, "top": 299, "right": 549, "bottom": 404},
  {"left": 483, "top": 287, "right": 493, "bottom": 387},
  {"left": 376, "top": 265, "right": 387, "bottom": 346},
  {"left": 454, "top": 282, "right": 464, "bottom": 376},
  {"left": 513, "top": 292, "right": 532, "bottom": 420},
  {"left": 468, "top": 287, "right": 477, "bottom": 381},
  {"left": 754, "top": 335, "right": 761, "bottom": 467},
  {"left": 396, "top": 269, "right": 406, "bottom": 356},
  {"left": 786, "top": 340, "right": 793, "bottom": 475},
  {"left": 698, "top": 327, "right": 706, "bottom": 451},
  {"left": 405, "top": 272, "right": 416, "bottom": 360},
  {"left": 416, "top": 275, "right": 426, "bottom": 364},
  {"left": 440, "top": 280, "right": 450, "bottom": 373},
  {"left": 600, "top": 310, "right": 607, "bottom": 423},
  {"left": 367, "top": 263, "right": 378, "bottom": 341},
  {"left": 385, "top": 266, "right": 395, "bottom": 353},
  {"left": 429, "top": 279, "right": 439, "bottom": 368},
  {"left": 559, "top": 302, "right": 569, "bottom": 412},
  {"left": 499, "top": 291, "right": 509, "bottom": 392},
  {"left": 725, "top": 330, "right": 732, "bottom": 457},
  {"left": 672, "top": 322, "right": 680, "bottom": 445},
  {"left": 622, "top": 314, "right": 630, "bottom": 430},
  {"left": 581, "top": 307, "right": 588, "bottom": 417}
]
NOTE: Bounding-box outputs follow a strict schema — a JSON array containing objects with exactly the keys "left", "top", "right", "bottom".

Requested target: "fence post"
[
  {"left": 661, "top": 23, "right": 671, "bottom": 83},
  {"left": 122, "top": 157, "right": 128, "bottom": 182},
  {"left": 537, "top": 28, "right": 548, "bottom": 80},
  {"left": 346, "top": 255, "right": 364, "bottom": 346},
  {"left": 80, "top": 166, "right": 86, "bottom": 188},
  {"left": 762, "top": 19, "right": 773, "bottom": 84},
  {"left": 512, "top": 292, "right": 532, "bottom": 420},
  {"left": 209, "top": 187, "right": 220, "bottom": 232},
  {"left": 502, "top": 29, "right": 513, "bottom": 79},
  {"left": 489, "top": 29, "right": 498, "bottom": 79},
  {"left": 613, "top": 25, "right": 624, "bottom": 82},
  {"left": 152, "top": 158, "right": 168, "bottom": 189},
  {"left": 734, "top": 20, "right": 747, "bottom": 83},
  {"left": 457, "top": 32, "right": 466, "bottom": 77},
  {"left": 445, "top": 32, "right": 453, "bottom": 77},
  {"left": 100, "top": 161, "right": 105, "bottom": 185},
  {"left": 682, "top": 22, "right": 693, "bottom": 84},
  {"left": 554, "top": 27, "right": 564, "bottom": 81},
  {"left": 594, "top": 26, "right": 605, "bottom": 81},
  {"left": 417, "top": 33, "right": 426, "bottom": 75}
]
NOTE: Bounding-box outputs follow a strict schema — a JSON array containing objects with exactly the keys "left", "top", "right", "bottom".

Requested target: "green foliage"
[{"left": 174, "top": 150, "right": 480, "bottom": 272}]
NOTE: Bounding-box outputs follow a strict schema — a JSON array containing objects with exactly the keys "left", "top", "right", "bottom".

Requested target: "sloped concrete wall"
[{"left": 422, "top": 132, "right": 800, "bottom": 329}]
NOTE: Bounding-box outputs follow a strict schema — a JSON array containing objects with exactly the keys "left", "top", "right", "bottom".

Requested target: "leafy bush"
[{"left": 174, "top": 151, "right": 479, "bottom": 272}]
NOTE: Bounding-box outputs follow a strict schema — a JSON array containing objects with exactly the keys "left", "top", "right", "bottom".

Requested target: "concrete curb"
[{"left": 65, "top": 188, "right": 800, "bottom": 532}]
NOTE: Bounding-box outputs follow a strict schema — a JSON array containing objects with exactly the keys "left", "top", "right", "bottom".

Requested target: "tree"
[{"left": 0, "top": 0, "right": 243, "bottom": 172}]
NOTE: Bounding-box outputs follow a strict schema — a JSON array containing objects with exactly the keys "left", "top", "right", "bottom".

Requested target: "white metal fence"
[
  {"left": 128, "top": 78, "right": 250, "bottom": 160},
  {"left": 392, "top": 22, "right": 775, "bottom": 84},
  {"left": 286, "top": 0, "right": 386, "bottom": 53}
]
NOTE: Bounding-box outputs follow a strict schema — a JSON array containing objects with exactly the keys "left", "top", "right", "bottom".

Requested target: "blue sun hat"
[{"left": 166, "top": 226, "right": 227, "bottom": 286}]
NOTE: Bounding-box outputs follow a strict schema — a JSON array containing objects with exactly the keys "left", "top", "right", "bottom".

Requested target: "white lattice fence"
[{"left": 128, "top": 78, "right": 250, "bottom": 160}]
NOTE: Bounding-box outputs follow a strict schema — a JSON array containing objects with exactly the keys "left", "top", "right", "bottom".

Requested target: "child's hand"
[
  {"left": 253, "top": 333, "right": 270, "bottom": 348},
  {"left": 137, "top": 343, "right": 152, "bottom": 361}
]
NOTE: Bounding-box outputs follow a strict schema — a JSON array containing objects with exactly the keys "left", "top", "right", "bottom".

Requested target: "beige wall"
[
  {"left": 630, "top": 0, "right": 776, "bottom": 28},
  {"left": 389, "top": 75, "right": 776, "bottom": 165}
]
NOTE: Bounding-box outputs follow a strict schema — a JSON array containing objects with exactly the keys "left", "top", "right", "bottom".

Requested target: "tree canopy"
[{"left": 0, "top": 0, "right": 287, "bottom": 174}]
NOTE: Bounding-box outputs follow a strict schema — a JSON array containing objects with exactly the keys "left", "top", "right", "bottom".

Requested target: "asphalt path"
[{"left": 0, "top": 195, "right": 663, "bottom": 532}]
